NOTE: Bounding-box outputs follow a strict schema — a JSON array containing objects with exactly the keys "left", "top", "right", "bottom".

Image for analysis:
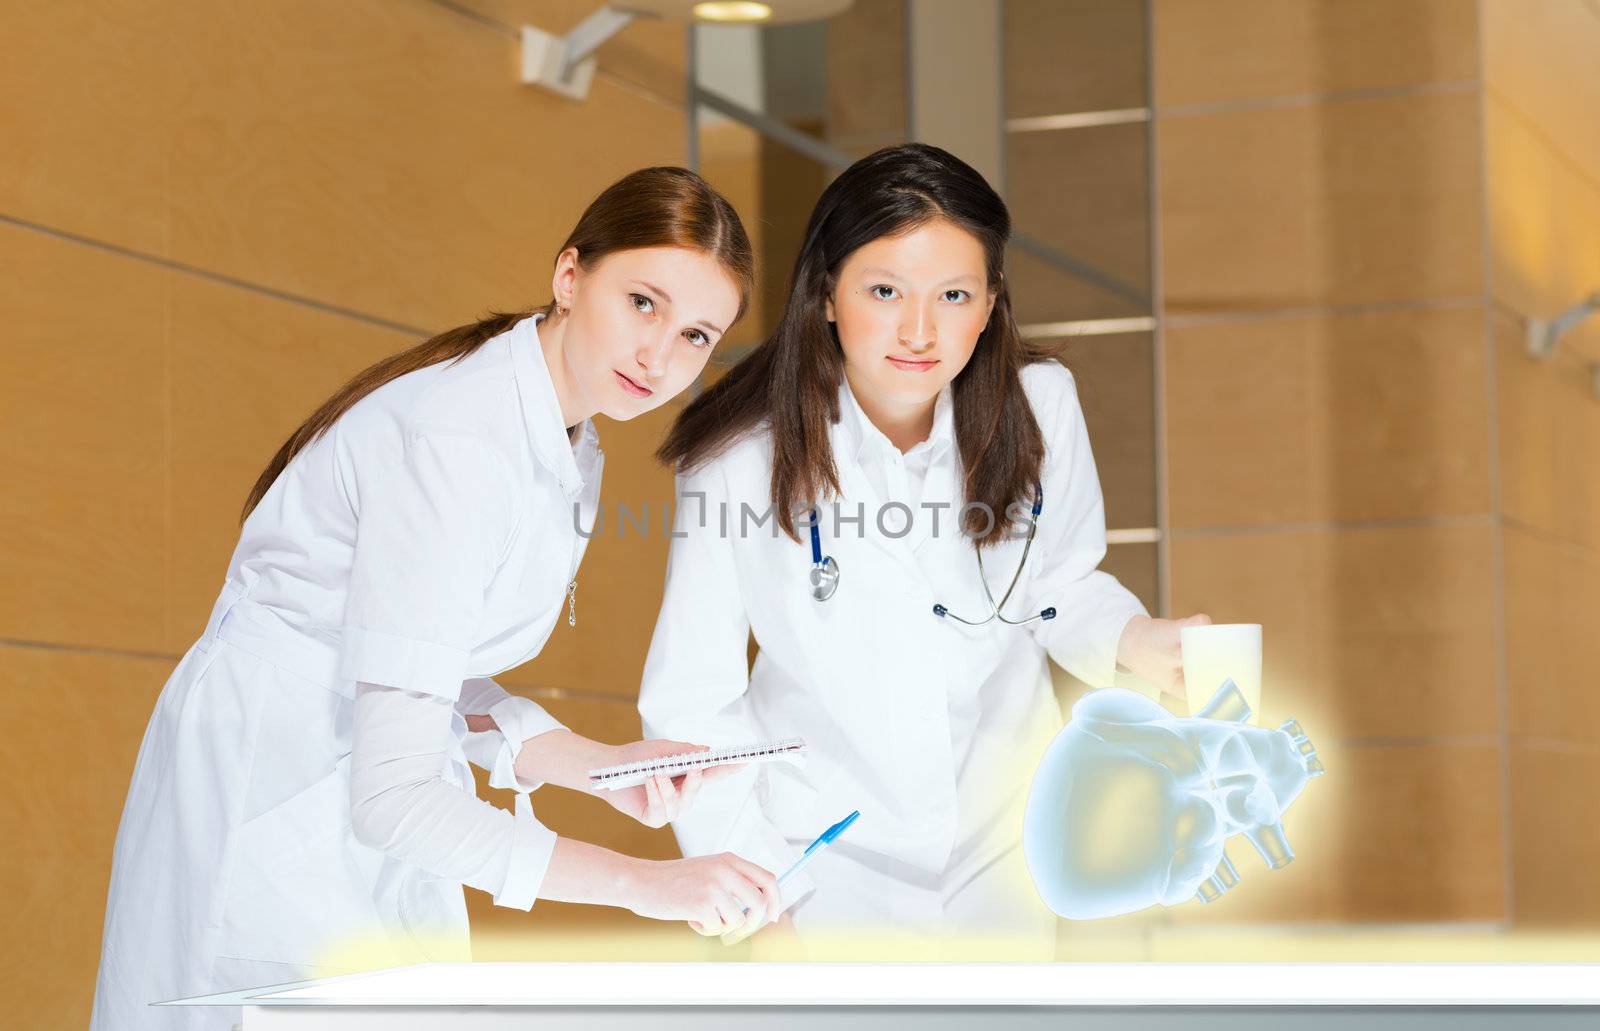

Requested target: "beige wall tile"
[
  {"left": 696, "top": 122, "right": 767, "bottom": 347},
  {"left": 1484, "top": 0, "right": 1600, "bottom": 194},
  {"left": 1486, "top": 95, "right": 1600, "bottom": 358},
  {"left": 757, "top": 129, "right": 833, "bottom": 341},
  {"left": 1509, "top": 743, "right": 1600, "bottom": 926},
  {"left": 0, "top": 226, "right": 167, "bottom": 653},
  {"left": 1160, "top": 90, "right": 1483, "bottom": 315},
  {"left": 0, "top": 645, "right": 175, "bottom": 1030},
  {"left": 1004, "top": 0, "right": 1147, "bottom": 119},
  {"left": 826, "top": 0, "right": 907, "bottom": 143},
  {"left": 1169, "top": 523, "right": 1498, "bottom": 738},
  {"left": 166, "top": 277, "right": 420, "bottom": 651},
  {"left": 1166, "top": 306, "right": 1492, "bottom": 529},
  {"left": 4, "top": 1, "right": 691, "bottom": 331},
  {"left": 1504, "top": 527, "right": 1600, "bottom": 748},
  {"left": 1162, "top": 742, "right": 1505, "bottom": 925},
  {"left": 1007, "top": 123, "right": 1151, "bottom": 316},
  {"left": 1102, "top": 542, "right": 1159, "bottom": 617},
  {"left": 1007, "top": 246, "right": 1149, "bottom": 325},
  {"left": 1153, "top": 0, "right": 1478, "bottom": 108},
  {"left": 1, "top": 1, "right": 172, "bottom": 254},
  {"left": 1100, "top": 537, "right": 1161, "bottom": 624},
  {"left": 164, "top": 0, "right": 685, "bottom": 333},
  {"left": 1495, "top": 311, "right": 1600, "bottom": 551},
  {"left": 449, "top": 0, "right": 688, "bottom": 106},
  {"left": 1057, "top": 335, "right": 1157, "bottom": 530}
]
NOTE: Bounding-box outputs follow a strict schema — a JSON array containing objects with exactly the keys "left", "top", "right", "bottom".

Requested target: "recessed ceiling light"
[{"left": 692, "top": 2, "right": 774, "bottom": 22}]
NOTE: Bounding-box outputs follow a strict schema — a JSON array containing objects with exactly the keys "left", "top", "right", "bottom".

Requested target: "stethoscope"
[{"left": 807, "top": 483, "right": 1056, "bottom": 626}]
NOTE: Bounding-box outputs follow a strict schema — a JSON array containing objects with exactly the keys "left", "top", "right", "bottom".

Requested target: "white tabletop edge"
[{"left": 160, "top": 962, "right": 1600, "bottom": 1008}]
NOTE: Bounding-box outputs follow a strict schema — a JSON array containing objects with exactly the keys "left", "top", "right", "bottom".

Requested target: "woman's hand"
[
  {"left": 1116, "top": 613, "right": 1211, "bottom": 701},
  {"left": 623, "top": 853, "right": 781, "bottom": 939},
  {"left": 457, "top": 721, "right": 743, "bottom": 825},
  {"left": 597, "top": 739, "right": 747, "bottom": 829}
]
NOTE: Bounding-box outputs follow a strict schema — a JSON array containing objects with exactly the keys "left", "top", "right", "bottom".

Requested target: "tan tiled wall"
[
  {"left": 2, "top": 1, "right": 691, "bottom": 1024},
  {"left": 999, "top": 1, "right": 1158, "bottom": 635},
  {"left": 1482, "top": 0, "right": 1600, "bottom": 927},
  {"left": 1004, "top": 0, "right": 1147, "bottom": 119},
  {"left": 1008, "top": 123, "right": 1152, "bottom": 321},
  {"left": 1165, "top": 306, "right": 1492, "bottom": 527},
  {"left": 1153, "top": 0, "right": 1478, "bottom": 107},
  {"left": 1148, "top": 0, "right": 1600, "bottom": 932},
  {"left": 1159, "top": 89, "right": 1484, "bottom": 314},
  {"left": 825, "top": 0, "right": 907, "bottom": 146},
  {"left": 1152, "top": 0, "right": 1504, "bottom": 927}
]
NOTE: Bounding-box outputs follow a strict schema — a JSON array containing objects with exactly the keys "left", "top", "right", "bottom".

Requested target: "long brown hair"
[
  {"left": 242, "top": 166, "right": 754, "bottom": 521},
  {"left": 657, "top": 143, "right": 1057, "bottom": 547}
]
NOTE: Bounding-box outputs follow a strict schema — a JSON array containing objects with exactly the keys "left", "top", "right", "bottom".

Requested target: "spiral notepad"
[{"left": 587, "top": 737, "right": 806, "bottom": 791}]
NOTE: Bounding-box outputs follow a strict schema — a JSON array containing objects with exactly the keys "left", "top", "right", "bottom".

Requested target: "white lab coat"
[
  {"left": 639, "top": 361, "right": 1147, "bottom": 955},
  {"left": 92, "top": 315, "right": 602, "bottom": 1029}
]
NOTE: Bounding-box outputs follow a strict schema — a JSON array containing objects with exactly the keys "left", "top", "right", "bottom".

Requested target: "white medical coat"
[
  {"left": 92, "top": 314, "right": 601, "bottom": 1029},
  {"left": 639, "top": 361, "right": 1147, "bottom": 952}
]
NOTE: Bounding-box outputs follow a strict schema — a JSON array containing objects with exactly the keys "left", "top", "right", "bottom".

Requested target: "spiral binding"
[{"left": 587, "top": 737, "right": 807, "bottom": 791}]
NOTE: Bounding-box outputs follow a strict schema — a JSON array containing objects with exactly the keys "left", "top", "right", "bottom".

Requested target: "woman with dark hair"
[
  {"left": 94, "top": 167, "right": 782, "bottom": 1031},
  {"left": 640, "top": 144, "right": 1209, "bottom": 956}
]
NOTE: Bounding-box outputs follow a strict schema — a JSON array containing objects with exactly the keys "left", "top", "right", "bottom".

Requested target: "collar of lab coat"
[
  {"left": 507, "top": 313, "right": 599, "bottom": 500},
  {"left": 833, "top": 372, "right": 956, "bottom": 470}
]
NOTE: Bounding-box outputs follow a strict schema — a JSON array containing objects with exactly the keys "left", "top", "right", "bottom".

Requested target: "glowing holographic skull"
[{"left": 1023, "top": 679, "right": 1324, "bottom": 920}]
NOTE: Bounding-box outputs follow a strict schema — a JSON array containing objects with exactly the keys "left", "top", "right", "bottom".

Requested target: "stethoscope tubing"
[{"left": 806, "top": 483, "right": 1054, "bottom": 624}]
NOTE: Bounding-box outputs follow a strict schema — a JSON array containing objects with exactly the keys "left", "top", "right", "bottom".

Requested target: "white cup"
[{"left": 1180, "top": 623, "right": 1262, "bottom": 722}]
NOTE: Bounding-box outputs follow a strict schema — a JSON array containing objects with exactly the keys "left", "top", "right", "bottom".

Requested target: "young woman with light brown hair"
[{"left": 95, "top": 167, "right": 780, "bottom": 1031}]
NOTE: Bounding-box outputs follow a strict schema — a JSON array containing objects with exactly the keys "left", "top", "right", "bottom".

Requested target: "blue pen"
[
  {"left": 778, "top": 810, "right": 859, "bottom": 889},
  {"left": 734, "top": 810, "right": 860, "bottom": 925}
]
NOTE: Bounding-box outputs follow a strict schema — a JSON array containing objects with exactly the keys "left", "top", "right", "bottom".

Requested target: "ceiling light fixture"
[{"left": 521, "top": 1, "right": 851, "bottom": 100}]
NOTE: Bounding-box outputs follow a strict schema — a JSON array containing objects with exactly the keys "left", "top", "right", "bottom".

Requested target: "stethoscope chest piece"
[{"left": 810, "top": 554, "right": 840, "bottom": 602}]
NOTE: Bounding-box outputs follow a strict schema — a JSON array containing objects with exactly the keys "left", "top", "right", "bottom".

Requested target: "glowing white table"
[{"left": 169, "top": 962, "right": 1600, "bottom": 1029}]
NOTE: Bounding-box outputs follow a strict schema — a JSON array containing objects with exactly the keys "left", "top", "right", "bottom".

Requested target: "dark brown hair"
[
  {"left": 657, "top": 143, "right": 1056, "bottom": 547},
  {"left": 242, "top": 166, "right": 754, "bottom": 521}
]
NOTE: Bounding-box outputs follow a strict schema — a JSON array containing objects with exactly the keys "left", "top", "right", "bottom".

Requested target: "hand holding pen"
[{"left": 716, "top": 810, "right": 861, "bottom": 946}]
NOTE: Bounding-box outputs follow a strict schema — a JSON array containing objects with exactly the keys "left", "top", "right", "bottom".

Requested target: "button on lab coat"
[
  {"left": 93, "top": 315, "right": 601, "bottom": 1030},
  {"left": 639, "top": 361, "right": 1147, "bottom": 949}
]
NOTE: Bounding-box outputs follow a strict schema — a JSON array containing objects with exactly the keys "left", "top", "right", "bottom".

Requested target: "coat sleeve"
[
  {"left": 340, "top": 425, "right": 555, "bottom": 908},
  {"left": 1018, "top": 363, "right": 1151, "bottom": 694},
  {"left": 457, "top": 677, "right": 568, "bottom": 792},
  {"left": 637, "top": 458, "right": 813, "bottom": 908},
  {"left": 351, "top": 682, "right": 558, "bottom": 910},
  {"left": 338, "top": 427, "right": 517, "bottom": 703}
]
